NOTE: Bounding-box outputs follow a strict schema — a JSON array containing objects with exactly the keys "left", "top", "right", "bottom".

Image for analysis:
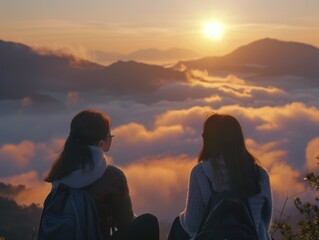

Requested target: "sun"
[{"left": 203, "top": 22, "right": 224, "bottom": 40}]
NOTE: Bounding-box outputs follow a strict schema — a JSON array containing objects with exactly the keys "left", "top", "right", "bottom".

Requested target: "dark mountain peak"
[
  {"left": 226, "top": 38, "right": 319, "bottom": 64},
  {"left": 108, "top": 60, "right": 143, "bottom": 69},
  {"left": 0, "top": 39, "right": 31, "bottom": 50},
  {"left": 110, "top": 59, "right": 140, "bottom": 66},
  {"left": 98, "top": 59, "right": 186, "bottom": 95},
  {"left": 89, "top": 47, "right": 200, "bottom": 65},
  {"left": 243, "top": 37, "right": 283, "bottom": 46},
  {"left": 174, "top": 38, "right": 319, "bottom": 79},
  {"left": 0, "top": 39, "right": 35, "bottom": 58},
  {"left": 243, "top": 38, "right": 318, "bottom": 50},
  {"left": 104, "top": 60, "right": 186, "bottom": 83},
  {"left": 107, "top": 60, "right": 165, "bottom": 71}
]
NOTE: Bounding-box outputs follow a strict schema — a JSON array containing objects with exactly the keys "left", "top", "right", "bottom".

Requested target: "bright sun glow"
[{"left": 203, "top": 22, "right": 224, "bottom": 40}]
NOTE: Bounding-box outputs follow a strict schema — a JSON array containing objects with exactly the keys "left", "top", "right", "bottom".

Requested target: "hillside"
[
  {"left": 90, "top": 47, "right": 200, "bottom": 65},
  {"left": 175, "top": 38, "right": 319, "bottom": 79},
  {"left": 1, "top": 38, "right": 319, "bottom": 108},
  {"left": 0, "top": 40, "right": 186, "bottom": 101},
  {"left": 0, "top": 183, "right": 42, "bottom": 240}
]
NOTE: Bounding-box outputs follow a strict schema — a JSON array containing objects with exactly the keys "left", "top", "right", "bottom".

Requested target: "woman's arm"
[
  {"left": 111, "top": 172, "right": 134, "bottom": 229},
  {"left": 261, "top": 169, "right": 273, "bottom": 234}
]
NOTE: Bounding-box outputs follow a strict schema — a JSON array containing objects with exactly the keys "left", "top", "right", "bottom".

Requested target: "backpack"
[
  {"left": 192, "top": 184, "right": 258, "bottom": 240},
  {"left": 38, "top": 183, "right": 104, "bottom": 240}
]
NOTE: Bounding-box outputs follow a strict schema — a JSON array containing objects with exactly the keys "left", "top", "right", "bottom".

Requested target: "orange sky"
[{"left": 1, "top": 1, "right": 318, "bottom": 56}]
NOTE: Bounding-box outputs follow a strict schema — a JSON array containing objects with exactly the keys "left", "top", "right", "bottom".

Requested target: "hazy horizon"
[
  {"left": 1, "top": 0, "right": 319, "bottom": 57},
  {"left": 3, "top": 37, "right": 319, "bottom": 68}
]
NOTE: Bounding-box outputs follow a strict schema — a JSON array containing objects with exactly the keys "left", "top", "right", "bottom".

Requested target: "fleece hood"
[{"left": 52, "top": 146, "right": 107, "bottom": 189}]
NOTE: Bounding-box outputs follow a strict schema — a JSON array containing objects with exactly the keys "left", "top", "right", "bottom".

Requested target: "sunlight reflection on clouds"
[{"left": 1, "top": 71, "right": 318, "bottom": 220}]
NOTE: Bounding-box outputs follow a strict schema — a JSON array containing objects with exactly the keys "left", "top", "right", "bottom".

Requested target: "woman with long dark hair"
[
  {"left": 168, "top": 113, "right": 272, "bottom": 240},
  {"left": 45, "top": 109, "right": 159, "bottom": 240}
]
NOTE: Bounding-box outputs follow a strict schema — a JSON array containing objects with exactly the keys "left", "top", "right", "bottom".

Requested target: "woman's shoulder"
[
  {"left": 257, "top": 166, "right": 271, "bottom": 195},
  {"left": 88, "top": 165, "right": 127, "bottom": 192},
  {"left": 258, "top": 166, "right": 270, "bottom": 181},
  {"left": 105, "top": 165, "right": 126, "bottom": 178},
  {"left": 190, "top": 161, "right": 205, "bottom": 176},
  {"left": 189, "top": 161, "right": 212, "bottom": 185}
]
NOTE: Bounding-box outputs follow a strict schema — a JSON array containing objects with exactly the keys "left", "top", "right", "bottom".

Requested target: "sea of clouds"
[{"left": 0, "top": 69, "right": 318, "bottom": 223}]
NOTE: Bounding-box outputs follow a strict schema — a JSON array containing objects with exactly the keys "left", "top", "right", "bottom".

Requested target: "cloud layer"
[{"left": 0, "top": 70, "right": 318, "bottom": 221}]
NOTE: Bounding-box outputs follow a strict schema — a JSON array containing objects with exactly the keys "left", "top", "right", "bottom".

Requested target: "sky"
[{"left": 1, "top": 0, "right": 319, "bottom": 56}]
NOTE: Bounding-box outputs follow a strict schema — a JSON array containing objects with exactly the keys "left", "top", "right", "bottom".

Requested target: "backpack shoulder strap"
[
  {"left": 71, "top": 188, "right": 104, "bottom": 240},
  {"left": 243, "top": 196, "right": 258, "bottom": 237},
  {"left": 194, "top": 194, "right": 213, "bottom": 238},
  {"left": 193, "top": 175, "right": 217, "bottom": 237}
]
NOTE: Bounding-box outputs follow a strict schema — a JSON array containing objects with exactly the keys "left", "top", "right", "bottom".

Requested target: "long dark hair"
[
  {"left": 45, "top": 109, "right": 111, "bottom": 182},
  {"left": 199, "top": 113, "right": 261, "bottom": 197}
]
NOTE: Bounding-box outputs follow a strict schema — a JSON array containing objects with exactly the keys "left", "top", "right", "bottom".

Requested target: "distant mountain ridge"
[
  {"left": 1, "top": 38, "right": 319, "bottom": 109},
  {"left": 128, "top": 48, "right": 200, "bottom": 60},
  {"left": 175, "top": 38, "right": 319, "bottom": 79},
  {"left": 0, "top": 39, "right": 186, "bottom": 103},
  {"left": 90, "top": 47, "right": 201, "bottom": 65}
]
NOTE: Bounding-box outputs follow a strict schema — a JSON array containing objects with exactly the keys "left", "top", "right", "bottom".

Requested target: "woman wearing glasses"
[{"left": 45, "top": 109, "right": 159, "bottom": 240}]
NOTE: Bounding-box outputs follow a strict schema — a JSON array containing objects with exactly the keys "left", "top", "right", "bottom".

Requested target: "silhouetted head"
[
  {"left": 199, "top": 113, "right": 261, "bottom": 197},
  {"left": 46, "top": 109, "right": 112, "bottom": 182},
  {"left": 69, "top": 109, "right": 112, "bottom": 152},
  {"left": 201, "top": 113, "right": 245, "bottom": 160}
]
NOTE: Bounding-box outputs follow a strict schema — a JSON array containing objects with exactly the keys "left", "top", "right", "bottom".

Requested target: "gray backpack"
[
  {"left": 38, "top": 184, "right": 104, "bottom": 240},
  {"left": 192, "top": 179, "right": 258, "bottom": 240}
]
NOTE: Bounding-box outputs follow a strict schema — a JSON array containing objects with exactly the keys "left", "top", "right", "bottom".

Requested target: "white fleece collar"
[
  {"left": 201, "top": 159, "right": 214, "bottom": 183},
  {"left": 201, "top": 156, "right": 230, "bottom": 192},
  {"left": 52, "top": 146, "right": 107, "bottom": 189}
]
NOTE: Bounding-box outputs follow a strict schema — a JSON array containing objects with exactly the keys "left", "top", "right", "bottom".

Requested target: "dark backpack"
[
  {"left": 38, "top": 184, "right": 104, "bottom": 240},
  {"left": 193, "top": 185, "right": 258, "bottom": 240}
]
